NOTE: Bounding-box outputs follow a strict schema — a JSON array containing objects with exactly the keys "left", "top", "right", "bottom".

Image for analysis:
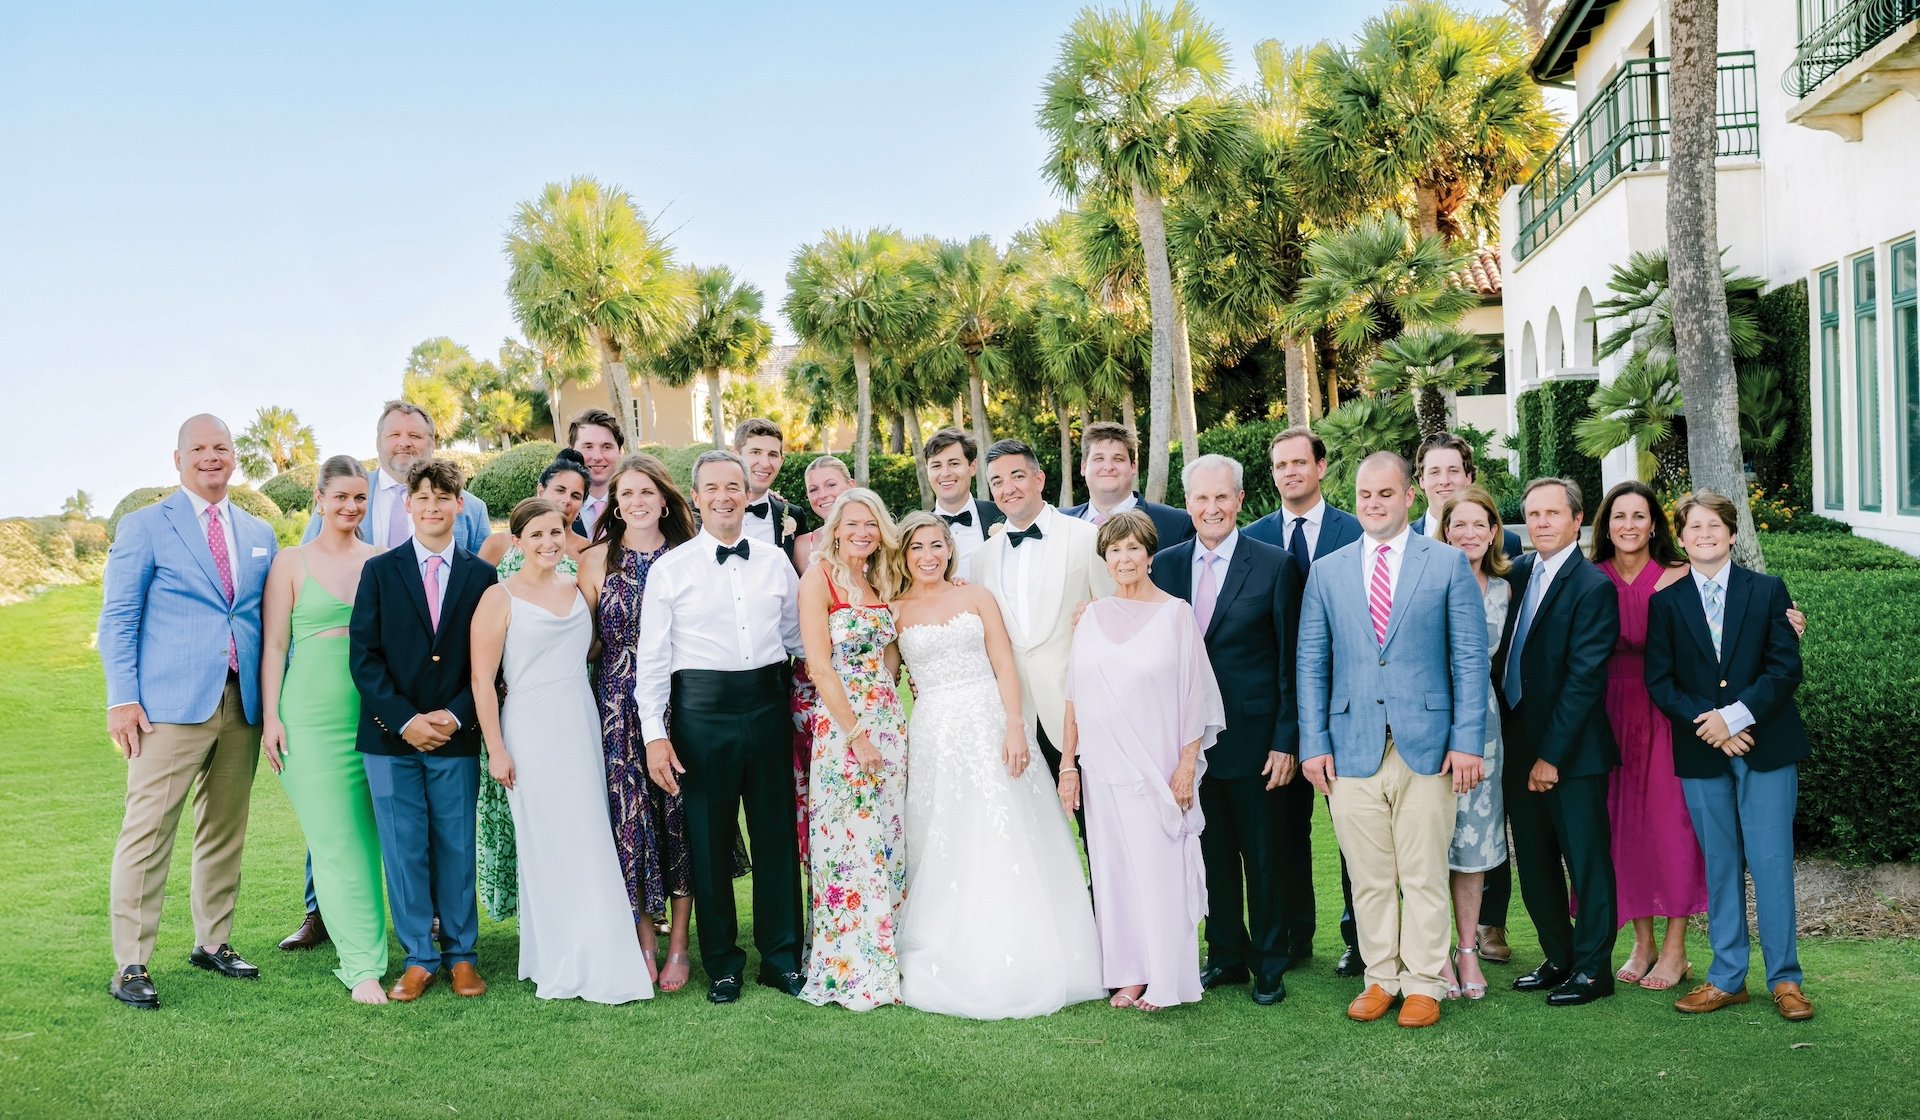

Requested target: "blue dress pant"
[
  {"left": 363, "top": 752, "right": 480, "bottom": 973},
  {"left": 1682, "top": 759, "right": 1801, "bottom": 993}
]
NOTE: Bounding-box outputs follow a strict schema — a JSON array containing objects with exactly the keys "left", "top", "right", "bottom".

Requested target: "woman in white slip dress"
[
  {"left": 889, "top": 512, "right": 1105, "bottom": 1019},
  {"left": 471, "top": 498, "right": 652, "bottom": 1005}
]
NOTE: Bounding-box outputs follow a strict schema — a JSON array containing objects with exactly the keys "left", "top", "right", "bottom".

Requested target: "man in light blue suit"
[
  {"left": 1297, "top": 452, "right": 1488, "bottom": 1030},
  {"left": 283, "top": 399, "right": 487, "bottom": 952},
  {"left": 100, "top": 414, "right": 279, "bottom": 1008}
]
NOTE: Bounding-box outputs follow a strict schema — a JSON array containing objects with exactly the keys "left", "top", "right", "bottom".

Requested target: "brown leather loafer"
[
  {"left": 1397, "top": 994, "right": 1441, "bottom": 1029},
  {"left": 388, "top": 966, "right": 435, "bottom": 1002},
  {"left": 279, "top": 910, "right": 328, "bottom": 951},
  {"left": 1347, "top": 984, "right": 1397, "bottom": 1022},
  {"left": 1674, "top": 982, "right": 1749, "bottom": 1014},
  {"left": 1772, "top": 982, "right": 1814, "bottom": 1021},
  {"left": 1476, "top": 925, "right": 1512, "bottom": 963},
  {"left": 449, "top": 962, "right": 487, "bottom": 998}
]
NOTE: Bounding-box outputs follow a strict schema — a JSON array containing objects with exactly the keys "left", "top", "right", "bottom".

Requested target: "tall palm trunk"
[
  {"left": 851, "top": 338, "right": 875, "bottom": 485},
  {"left": 1131, "top": 181, "right": 1177, "bottom": 503},
  {"left": 1414, "top": 181, "right": 1442, "bottom": 241},
  {"left": 905, "top": 406, "right": 934, "bottom": 509},
  {"left": 594, "top": 331, "right": 639, "bottom": 445},
  {"left": 965, "top": 352, "right": 992, "bottom": 499},
  {"left": 952, "top": 396, "right": 966, "bottom": 429},
  {"left": 1171, "top": 298, "right": 1199, "bottom": 455},
  {"left": 1668, "top": 0, "right": 1762, "bottom": 569},
  {"left": 1121, "top": 385, "right": 1139, "bottom": 436},
  {"left": 888, "top": 413, "right": 907, "bottom": 454},
  {"left": 1285, "top": 337, "right": 1312, "bottom": 427},
  {"left": 704, "top": 366, "right": 726, "bottom": 448},
  {"left": 1416, "top": 386, "right": 1449, "bottom": 440},
  {"left": 1051, "top": 388, "right": 1076, "bottom": 508},
  {"left": 636, "top": 374, "right": 656, "bottom": 444}
]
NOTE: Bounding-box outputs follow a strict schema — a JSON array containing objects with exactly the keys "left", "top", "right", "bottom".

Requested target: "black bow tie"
[
  {"left": 715, "top": 540, "right": 751, "bottom": 564},
  {"left": 1007, "top": 524, "right": 1043, "bottom": 548},
  {"left": 940, "top": 509, "right": 973, "bottom": 528},
  {"left": 745, "top": 501, "right": 771, "bottom": 519}
]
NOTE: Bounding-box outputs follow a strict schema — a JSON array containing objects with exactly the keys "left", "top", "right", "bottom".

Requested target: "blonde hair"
[
  {"left": 1437, "top": 485, "right": 1511, "bottom": 578},
  {"left": 818, "top": 488, "right": 903, "bottom": 602},
  {"left": 891, "top": 511, "right": 956, "bottom": 591}
]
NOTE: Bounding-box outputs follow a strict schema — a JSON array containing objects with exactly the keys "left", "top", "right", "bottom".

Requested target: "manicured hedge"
[
  {"left": 107, "top": 485, "right": 282, "bottom": 539},
  {"left": 772, "top": 453, "right": 924, "bottom": 523},
  {"left": 1514, "top": 379, "right": 1603, "bottom": 509},
  {"left": 1754, "top": 279, "right": 1813, "bottom": 505},
  {"left": 260, "top": 463, "right": 320, "bottom": 513},
  {"left": 468, "top": 441, "right": 561, "bottom": 516}
]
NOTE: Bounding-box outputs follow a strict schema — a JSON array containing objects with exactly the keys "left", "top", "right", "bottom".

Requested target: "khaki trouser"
[
  {"left": 1328, "top": 738, "right": 1454, "bottom": 1000},
  {"left": 109, "top": 679, "right": 259, "bottom": 966}
]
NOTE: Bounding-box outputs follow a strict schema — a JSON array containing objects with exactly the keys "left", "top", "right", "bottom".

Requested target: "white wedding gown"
[{"left": 894, "top": 611, "right": 1106, "bottom": 1018}]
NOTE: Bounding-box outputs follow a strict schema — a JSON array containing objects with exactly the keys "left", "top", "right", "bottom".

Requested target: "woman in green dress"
[
  {"left": 474, "top": 448, "right": 591, "bottom": 921},
  {"left": 260, "top": 456, "right": 388, "bottom": 1004}
]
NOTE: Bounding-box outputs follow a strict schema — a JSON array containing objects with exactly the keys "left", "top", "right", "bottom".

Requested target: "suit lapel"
[
  {"left": 980, "top": 537, "right": 1026, "bottom": 647},
  {"left": 1717, "top": 565, "right": 1751, "bottom": 668},
  {"left": 1380, "top": 537, "right": 1429, "bottom": 650},
  {"left": 1533, "top": 550, "right": 1583, "bottom": 627},
  {"left": 162, "top": 491, "right": 229, "bottom": 602},
  {"left": 1029, "top": 516, "right": 1069, "bottom": 647},
  {"left": 1674, "top": 579, "right": 1719, "bottom": 663},
  {"left": 395, "top": 547, "right": 435, "bottom": 636},
  {"left": 1208, "top": 545, "right": 1253, "bottom": 643},
  {"left": 433, "top": 552, "right": 480, "bottom": 649}
]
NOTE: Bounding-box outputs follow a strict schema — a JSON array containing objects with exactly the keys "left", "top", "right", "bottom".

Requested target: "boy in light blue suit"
[{"left": 1297, "top": 452, "right": 1487, "bottom": 1029}]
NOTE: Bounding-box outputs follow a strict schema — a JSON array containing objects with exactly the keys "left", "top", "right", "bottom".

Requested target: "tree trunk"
[
  {"left": 1121, "top": 385, "right": 1139, "bottom": 436},
  {"left": 965, "top": 352, "right": 992, "bottom": 500},
  {"left": 888, "top": 412, "right": 907, "bottom": 455},
  {"left": 952, "top": 396, "right": 966, "bottom": 429},
  {"left": 1131, "top": 181, "right": 1177, "bottom": 504},
  {"left": 851, "top": 338, "right": 874, "bottom": 485},
  {"left": 594, "top": 332, "right": 639, "bottom": 446},
  {"left": 702, "top": 366, "right": 726, "bottom": 448},
  {"left": 1284, "top": 337, "right": 1312, "bottom": 428},
  {"left": 1171, "top": 297, "right": 1199, "bottom": 455},
  {"left": 1667, "top": 0, "right": 1762, "bottom": 569},
  {"left": 905, "top": 405, "right": 934, "bottom": 509},
  {"left": 1416, "top": 385, "right": 1449, "bottom": 440},
  {"left": 1051, "top": 387, "right": 1076, "bottom": 508},
  {"left": 1414, "top": 182, "right": 1442, "bottom": 241},
  {"left": 636, "top": 374, "right": 655, "bottom": 445}
]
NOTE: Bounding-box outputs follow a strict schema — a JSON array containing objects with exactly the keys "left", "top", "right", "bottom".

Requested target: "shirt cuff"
[
  {"left": 641, "top": 716, "right": 668, "bottom": 743},
  {"left": 1719, "top": 702, "right": 1755, "bottom": 737},
  {"left": 107, "top": 702, "right": 141, "bottom": 713}
]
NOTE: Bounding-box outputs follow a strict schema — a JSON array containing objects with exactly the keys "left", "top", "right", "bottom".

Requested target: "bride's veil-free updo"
[
  {"left": 890, "top": 511, "right": 955, "bottom": 592},
  {"left": 817, "top": 488, "right": 904, "bottom": 602}
]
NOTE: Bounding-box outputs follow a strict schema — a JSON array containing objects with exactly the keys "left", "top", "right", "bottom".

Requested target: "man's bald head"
[{"left": 174, "top": 414, "right": 236, "bottom": 502}]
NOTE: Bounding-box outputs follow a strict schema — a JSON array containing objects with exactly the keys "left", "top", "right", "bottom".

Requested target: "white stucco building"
[{"left": 1499, "top": 0, "right": 1920, "bottom": 552}]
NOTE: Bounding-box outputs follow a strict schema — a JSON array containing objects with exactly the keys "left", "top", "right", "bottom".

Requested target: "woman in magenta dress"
[{"left": 1592, "top": 481, "right": 1705, "bottom": 991}]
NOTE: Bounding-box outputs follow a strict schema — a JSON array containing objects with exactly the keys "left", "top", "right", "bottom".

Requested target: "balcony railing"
[
  {"left": 1787, "top": 0, "right": 1920, "bottom": 99},
  {"left": 1514, "top": 52, "right": 1759, "bottom": 262}
]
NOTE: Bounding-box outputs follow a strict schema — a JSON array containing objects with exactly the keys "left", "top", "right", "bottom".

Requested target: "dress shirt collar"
[
  {"left": 1195, "top": 528, "right": 1239, "bottom": 569},
  {"left": 695, "top": 528, "right": 753, "bottom": 559},
  {"left": 1691, "top": 559, "right": 1733, "bottom": 593},
  {"left": 1284, "top": 496, "right": 1327, "bottom": 528},
  {"left": 1087, "top": 492, "right": 1139, "bottom": 520},
  {"left": 1006, "top": 503, "right": 1055, "bottom": 535},
  {"left": 1532, "top": 540, "right": 1578, "bottom": 586},
  {"left": 410, "top": 534, "right": 456, "bottom": 568},
  {"left": 378, "top": 468, "right": 408, "bottom": 494},
  {"left": 935, "top": 494, "right": 978, "bottom": 519},
  {"left": 183, "top": 488, "right": 233, "bottom": 524}
]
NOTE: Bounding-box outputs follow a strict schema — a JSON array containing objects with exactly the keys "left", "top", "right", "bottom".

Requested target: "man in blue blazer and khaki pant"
[{"left": 1297, "top": 452, "right": 1488, "bottom": 1029}]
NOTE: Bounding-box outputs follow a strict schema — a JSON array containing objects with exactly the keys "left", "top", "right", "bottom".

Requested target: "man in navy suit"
[
  {"left": 1242, "top": 426, "right": 1366, "bottom": 975},
  {"left": 1647, "top": 490, "right": 1814, "bottom": 1021},
  {"left": 1153, "top": 454, "right": 1302, "bottom": 1005},
  {"left": 1060, "top": 421, "right": 1193, "bottom": 548},
  {"left": 349, "top": 460, "right": 498, "bottom": 1002},
  {"left": 1408, "top": 431, "right": 1522, "bottom": 963}
]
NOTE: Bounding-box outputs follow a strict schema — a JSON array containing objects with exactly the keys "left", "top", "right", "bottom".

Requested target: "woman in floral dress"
[
  {"left": 578, "top": 454, "right": 698, "bottom": 990},
  {"left": 797, "top": 488, "right": 907, "bottom": 1010}
]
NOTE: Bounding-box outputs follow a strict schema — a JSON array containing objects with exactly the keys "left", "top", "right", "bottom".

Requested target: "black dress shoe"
[
  {"left": 278, "top": 910, "right": 328, "bottom": 951},
  {"left": 1200, "top": 963, "right": 1250, "bottom": 989},
  {"left": 1251, "top": 974, "right": 1287, "bottom": 1006},
  {"left": 111, "top": 964, "right": 158, "bottom": 1009},
  {"left": 188, "top": 944, "right": 260, "bottom": 979},
  {"left": 1335, "top": 946, "right": 1366, "bottom": 978},
  {"left": 1513, "top": 961, "right": 1571, "bottom": 992},
  {"left": 707, "top": 975, "right": 743, "bottom": 1004},
  {"left": 1546, "top": 972, "right": 1615, "bottom": 1007},
  {"left": 757, "top": 968, "right": 806, "bottom": 997}
]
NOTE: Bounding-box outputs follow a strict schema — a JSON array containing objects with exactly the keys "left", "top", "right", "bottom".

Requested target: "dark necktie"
[
  {"left": 940, "top": 509, "right": 974, "bottom": 528},
  {"left": 1007, "top": 524, "right": 1043, "bottom": 548},
  {"left": 715, "top": 540, "right": 751, "bottom": 564},
  {"left": 1287, "top": 516, "right": 1311, "bottom": 573},
  {"left": 745, "top": 500, "right": 770, "bottom": 519}
]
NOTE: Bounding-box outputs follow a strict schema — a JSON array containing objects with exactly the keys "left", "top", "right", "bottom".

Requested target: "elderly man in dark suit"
[
  {"left": 1152, "top": 453, "right": 1302, "bottom": 1005},
  {"left": 1061, "top": 421, "right": 1193, "bottom": 548}
]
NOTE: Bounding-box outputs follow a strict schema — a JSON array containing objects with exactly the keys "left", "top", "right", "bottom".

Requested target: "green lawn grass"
[{"left": 2, "top": 586, "right": 1915, "bottom": 1119}]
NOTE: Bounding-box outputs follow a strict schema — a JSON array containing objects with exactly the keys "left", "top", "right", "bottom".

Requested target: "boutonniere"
[
  {"left": 782, "top": 514, "right": 798, "bottom": 538},
  {"left": 989, "top": 522, "right": 1006, "bottom": 538}
]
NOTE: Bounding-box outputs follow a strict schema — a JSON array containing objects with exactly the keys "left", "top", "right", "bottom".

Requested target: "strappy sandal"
[
  {"left": 1457, "top": 942, "right": 1488, "bottom": 1000},
  {"left": 659, "top": 952, "right": 691, "bottom": 993}
]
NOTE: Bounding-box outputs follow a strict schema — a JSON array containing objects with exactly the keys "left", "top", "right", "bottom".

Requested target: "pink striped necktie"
[
  {"left": 424, "top": 555, "right": 444, "bottom": 632},
  {"left": 1368, "top": 542, "right": 1393, "bottom": 646},
  {"left": 206, "top": 505, "right": 239, "bottom": 671}
]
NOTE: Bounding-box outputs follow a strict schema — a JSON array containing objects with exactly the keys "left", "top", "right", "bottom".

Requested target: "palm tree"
[
  {"left": 1038, "top": 0, "right": 1251, "bottom": 502},
  {"left": 469, "top": 389, "right": 534, "bottom": 448},
  {"left": 783, "top": 228, "right": 918, "bottom": 484},
  {"left": 504, "top": 176, "right": 688, "bottom": 445},
  {"left": 1592, "top": 250, "right": 1767, "bottom": 380},
  {"left": 1365, "top": 328, "right": 1494, "bottom": 439},
  {"left": 1296, "top": 0, "right": 1559, "bottom": 241},
  {"left": 236, "top": 405, "right": 318, "bottom": 481},
  {"left": 655, "top": 265, "right": 774, "bottom": 448},
  {"left": 1316, "top": 393, "right": 1417, "bottom": 497},
  {"left": 1575, "top": 361, "right": 1689, "bottom": 491},
  {"left": 500, "top": 337, "right": 594, "bottom": 440},
  {"left": 908, "top": 236, "right": 1016, "bottom": 496}
]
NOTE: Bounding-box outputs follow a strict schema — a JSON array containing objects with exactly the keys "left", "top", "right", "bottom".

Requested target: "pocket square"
[{"left": 251, "top": 546, "right": 269, "bottom": 557}]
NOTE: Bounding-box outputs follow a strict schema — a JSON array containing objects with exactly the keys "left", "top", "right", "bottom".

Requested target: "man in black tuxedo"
[
  {"left": 924, "top": 428, "right": 1005, "bottom": 567},
  {"left": 1242, "top": 426, "right": 1366, "bottom": 975},
  {"left": 1409, "top": 430, "right": 1522, "bottom": 963},
  {"left": 1061, "top": 421, "right": 1193, "bottom": 547},
  {"left": 1153, "top": 454, "right": 1302, "bottom": 1005},
  {"left": 349, "top": 459, "right": 498, "bottom": 1002},
  {"left": 1495, "top": 477, "right": 1621, "bottom": 1006},
  {"left": 733, "top": 417, "right": 808, "bottom": 556}
]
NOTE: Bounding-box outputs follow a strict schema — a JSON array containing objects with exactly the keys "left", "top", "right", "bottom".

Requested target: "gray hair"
[
  {"left": 1182, "top": 453, "right": 1243, "bottom": 493},
  {"left": 1522, "top": 476, "right": 1584, "bottom": 517},
  {"left": 377, "top": 399, "right": 437, "bottom": 441},
  {"left": 691, "top": 449, "right": 748, "bottom": 490}
]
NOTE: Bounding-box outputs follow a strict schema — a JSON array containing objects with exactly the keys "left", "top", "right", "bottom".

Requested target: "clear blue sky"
[{"left": 0, "top": 0, "right": 1511, "bottom": 518}]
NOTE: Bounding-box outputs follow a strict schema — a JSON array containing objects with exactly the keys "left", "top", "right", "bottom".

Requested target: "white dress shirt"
[
  {"left": 1283, "top": 497, "right": 1329, "bottom": 557},
  {"left": 371, "top": 469, "right": 411, "bottom": 549},
  {"left": 1192, "top": 528, "right": 1240, "bottom": 586},
  {"left": 411, "top": 535, "right": 456, "bottom": 620},
  {"left": 1001, "top": 505, "right": 1058, "bottom": 639},
  {"left": 579, "top": 493, "right": 609, "bottom": 537},
  {"left": 184, "top": 490, "right": 238, "bottom": 577},
  {"left": 741, "top": 492, "right": 780, "bottom": 546},
  {"left": 632, "top": 531, "right": 803, "bottom": 743},
  {"left": 935, "top": 496, "right": 986, "bottom": 564},
  {"left": 1690, "top": 562, "right": 1756, "bottom": 736},
  {"left": 1360, "top": 525, "right": 1412, "bottom": 600},
  {"left": 1079, "top": 493, "right": 1138, "bottom": 524}
]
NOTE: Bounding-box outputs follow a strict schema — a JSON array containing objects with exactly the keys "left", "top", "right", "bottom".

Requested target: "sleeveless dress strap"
[{"left": 824, "top": 569, "right": 849, "bottom": 611}]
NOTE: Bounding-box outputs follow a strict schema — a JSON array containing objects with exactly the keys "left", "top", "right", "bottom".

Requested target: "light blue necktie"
[
  {"left": 1703, "top": 578, "right": 1724, "bottom": 658},
  {"left": 1502, "top": 565, "right": 1546, "bottom": 706}
]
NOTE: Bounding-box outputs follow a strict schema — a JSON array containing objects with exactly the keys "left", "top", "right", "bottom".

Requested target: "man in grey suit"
[{"left": 1297, "top": 452, "right": 1488, "bottom": 1029}]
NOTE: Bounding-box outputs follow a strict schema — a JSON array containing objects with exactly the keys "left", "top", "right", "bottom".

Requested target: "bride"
[{"left": 890, "top": 512, "right": 1105, "bottom": 1019}]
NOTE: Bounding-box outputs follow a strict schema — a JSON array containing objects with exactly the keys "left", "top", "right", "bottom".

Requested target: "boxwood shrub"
[
  {"left": 107, "top": 485, "right": 282, "bottom": 539},
  {"left": 468, "top": 441, "right": 561, "bottom": 517}
]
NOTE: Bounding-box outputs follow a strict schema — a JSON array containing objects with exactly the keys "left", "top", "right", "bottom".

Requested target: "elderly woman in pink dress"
[{"left": 1058, "top": 509, "right": 1225, "bottom": 1012}]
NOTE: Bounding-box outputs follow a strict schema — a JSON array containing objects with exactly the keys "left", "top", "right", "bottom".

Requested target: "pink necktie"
[
  {"left": 583, "top": 497, "right": 602, "bottom": 534},
  {"left": 386, "top": 483, "right": 411, "bottom": 548},
  {"left": 1091, "top": 511, "right": 1108, "bottom": 526},
  {"left": 1369, "top": 542, "right": 1393, "bottom": 646},
  {"left": 1193, "top": 551, "right": 1219, "bottom": 633},
  {"left": 206, "top": 505, "right": 238, "bottom": 671},
  {"left": 423, "top": 555, "right": 444, "bottom": 632}
]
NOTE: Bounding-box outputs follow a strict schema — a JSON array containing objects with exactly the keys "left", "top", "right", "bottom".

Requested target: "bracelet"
[{"left": 1059, "top": 766, "right": 1078, "bottom": 775}]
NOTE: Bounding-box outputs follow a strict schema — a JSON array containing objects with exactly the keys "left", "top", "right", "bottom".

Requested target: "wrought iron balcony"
[
  {"left": 1514, "top": 52, "right": 1759, "bottom": 263},
  {"left": 1787, "top": 0, "right": 1920, "bottom": 99}
]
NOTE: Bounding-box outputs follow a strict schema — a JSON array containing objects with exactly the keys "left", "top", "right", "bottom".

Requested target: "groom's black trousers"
[{"left": 671, "top": 665, "right": 803, "bottom": 981}]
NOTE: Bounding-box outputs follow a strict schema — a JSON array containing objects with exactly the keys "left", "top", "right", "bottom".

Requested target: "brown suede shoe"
[
  {"left": 1772, "top": 982, "right": 1814, "bottom": 1021},
  {"left": 388, "top": 966, "right": 435, "bottom": 1002},
  {"left": 1397, "top": 994, "right": 1441, "bottom": 1028},
  {"left": 449, "top": 962, "right": 487, "bottom": 998},
  {"left": 1347, "top": 984, "right": 1397, "bottom": 1022},
  {"left": 1476, "top": 926, "right": 1512, "bottom": 963},
  {"left": 1674, "top": 982, "right": 1749, "bottom": 1014}
]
